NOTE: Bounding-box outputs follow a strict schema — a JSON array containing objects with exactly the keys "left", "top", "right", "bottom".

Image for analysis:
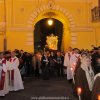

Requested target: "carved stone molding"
[
  {"left": 6, "top": 26, "right": 94, "bottom": 32},
  {"left": 27, "top": 1, "right": 76, "bottom": 29},
  {"left": 70, "top": 26, "right": 94, "bottom": 32},
  {"left": 7, "top": 27, "right": 33, "bottom": 32}
]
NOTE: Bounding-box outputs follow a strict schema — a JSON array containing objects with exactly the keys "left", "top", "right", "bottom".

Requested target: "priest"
[
  {"left": 0, "top": 52, "right": 9, "bottom": 96},
  {"left": 8, "top": 51, "right": 24, "bottom": 91}
]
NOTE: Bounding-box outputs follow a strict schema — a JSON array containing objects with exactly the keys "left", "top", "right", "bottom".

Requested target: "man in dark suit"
[
  {"left": 41, "top": 51, "right": 50, "bottom": 80},
  {"left": 55, "top": 51, "right": 64, "bottom": 77}
]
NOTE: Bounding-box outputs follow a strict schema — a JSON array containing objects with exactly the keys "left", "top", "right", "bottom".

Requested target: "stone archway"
[{"left": 27, "top": 1, "right": 76, "bottom": 52}]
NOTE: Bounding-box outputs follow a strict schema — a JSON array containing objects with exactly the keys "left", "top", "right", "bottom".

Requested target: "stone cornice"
[
  {"left": 0, "top": 26, "right": 94, "bottom": 32},
  {"left": 54, "top": 0, "right": 92, "bottom": 3},
  {"left": 70, "top": 26, "right": 94, "bottom": 32}
]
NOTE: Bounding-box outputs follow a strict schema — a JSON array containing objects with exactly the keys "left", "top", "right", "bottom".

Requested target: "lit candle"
[
  {"left": 73, "top": 62, "right": 76, "bottom": 66},
  {"left": 77, "top": 87, "right": 82, "bottom": 100},
  {"left": 77, "top": 87, "right": 82, "bottom": 95},
  {"left": 70, "top": 67, "right": 73, "bottom": 71},
  {"left": 70, "top": 67, "right": 75, "bottom": 83},
  {"left": 98, "top": 95, "right": 100, "bottom": 100}
]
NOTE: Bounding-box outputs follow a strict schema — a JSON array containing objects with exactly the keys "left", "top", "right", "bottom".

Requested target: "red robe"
[
  {"left": 8, "top": 58, "right": 16, "bottom": 86},
  {"left": 0, "top": 60, "right": 6, "bottom": 90}
]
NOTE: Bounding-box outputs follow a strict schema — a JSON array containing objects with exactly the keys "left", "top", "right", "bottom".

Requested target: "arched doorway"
[
  {"left": 34, "top": 18, "right": 63, "bottom": 52},
  {"left": 28, "top": 3, "right": 75, "bottom": 52},
  {"left": 32, "top": 10, "right": 71, "bottom": 52}
]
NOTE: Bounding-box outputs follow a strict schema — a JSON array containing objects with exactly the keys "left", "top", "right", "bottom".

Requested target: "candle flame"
[
  {"left": 77, "top": 87, "right": 82, "bottom": 95},
  {"left": 73, "top": 63, "right": 76, "bottom": 66},
  {"left": 70, "top": 67, "right": 73, "bottom": 71},
  {"left": 98, "top": 95, "right": 100, "bottom": 100}
]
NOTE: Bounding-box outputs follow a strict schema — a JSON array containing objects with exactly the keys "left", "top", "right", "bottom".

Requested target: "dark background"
[{"left": 34, "top": 18, "right": 63, "bottom": 52}]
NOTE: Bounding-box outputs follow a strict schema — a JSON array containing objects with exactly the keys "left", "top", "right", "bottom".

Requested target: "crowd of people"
[
  {"left": 64, "top": 46, "right": 100, "bottom": 100},
  {"left": 0, "top": 46, "right": 100, "bottom": 100}
]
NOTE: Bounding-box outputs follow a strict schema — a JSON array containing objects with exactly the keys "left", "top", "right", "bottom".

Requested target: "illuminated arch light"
[{"left": 47, "top": 19, "right": 53, "bottom": 26}]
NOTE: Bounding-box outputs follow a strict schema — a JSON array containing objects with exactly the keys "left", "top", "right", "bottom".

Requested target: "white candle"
[
  {"left": 70, "top": 67, "right": 75, "bottom": 83},
  {"left": 77, "top": 87, "right": 82, "bottom": 100}
]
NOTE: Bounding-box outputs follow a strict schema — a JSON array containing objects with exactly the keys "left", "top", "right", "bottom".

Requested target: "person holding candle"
[
  {"left": 64, "top": 47, "right": 80, "bottom": 83},
  {"left": 64, "top": 47, "right": 73, "bottom": 83},
  {"left": 91, "top": 73, "right": 100, "bottom": 100},
  {"left": 75, "top": 54, "right": 94, "bottom": 100}
]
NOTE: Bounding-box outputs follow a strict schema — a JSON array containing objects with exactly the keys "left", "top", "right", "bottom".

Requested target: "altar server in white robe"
[
  {"left": 64, "top": 47, "right": 80, "bottom": 82},
  {"left": 70, "top": 48, "right": 80, "bottom": 72},
  {"left": 64, "top": 47, "right": 73, "bottom": 81},
  {"left": 0, "top": 52, "right": 9, "bottom": 96},
  {"left": 8, "top": 51, "right": 24, "bottom": 91}
]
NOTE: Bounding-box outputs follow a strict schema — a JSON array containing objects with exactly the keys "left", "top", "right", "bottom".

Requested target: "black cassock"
[
  {"left": 74, "top": 67, "right": 91, "bottom": 100},
  {"left": 91, "top": 76, "right": 100, "bottom": 100},
  {"left": 41, "top": 56, "right": 50, "bottom": 80}
]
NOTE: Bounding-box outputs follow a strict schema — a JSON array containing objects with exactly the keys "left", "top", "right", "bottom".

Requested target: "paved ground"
[{"left": 0, "top": 77, "right": 78, "bottom": 100}]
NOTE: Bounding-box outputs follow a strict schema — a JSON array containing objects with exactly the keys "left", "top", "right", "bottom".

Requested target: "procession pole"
[{"left": 3, "top": 0, "right": 7, "bottom": 51}]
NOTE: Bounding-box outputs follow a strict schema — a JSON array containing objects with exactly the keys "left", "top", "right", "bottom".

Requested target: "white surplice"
[
  {"left": 70, "top": 53, "right": 80, "bottom": 70},
  {"left": 64, "top": 52, "right": 73, "bottom": 80},
  {"left": 9, "top": 56, "right": 24, "bottom": 91},
  {"left": 64, "top": 52, "right": 80, "bottom": 80},
  {"left": 0, "top": 59, "right": 9, "bottom": 96}
]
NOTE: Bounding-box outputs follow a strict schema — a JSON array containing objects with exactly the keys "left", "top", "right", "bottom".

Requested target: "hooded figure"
[
  {"left": 75, "top": 55, "right": 94, "bottom": 100},
  {"left": 91, "top": 73, "right": 100, "bottom": 100}
]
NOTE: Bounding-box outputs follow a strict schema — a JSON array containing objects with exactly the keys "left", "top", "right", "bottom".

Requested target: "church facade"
[{"left": 0, "top": 0, "right": 100, "bottom": 52}]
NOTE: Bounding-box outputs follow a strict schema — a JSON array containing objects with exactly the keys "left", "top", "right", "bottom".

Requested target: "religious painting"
[{"left": 46, "top": 34, "right": 58, "bottom": 50}]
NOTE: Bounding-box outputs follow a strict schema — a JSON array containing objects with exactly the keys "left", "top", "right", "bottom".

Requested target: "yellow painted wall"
[
  {"left": 6, "top": 31, "right": 34, "bottom": 52},
  {"left": 94, "top": 28, "right": 100, "bottom": 46},
  {"left": 92, "top": 0, "right": 98, "bottom": 8},
  {"left": 71, "top": 32, "right": 96, "bottom": 50},
  {"left": 91, "top": 0, "right": 100, "bottom": 47},
  {"left": 0, "top": 1, "right": 4, "bottom": 51},
  {"left": 0, "top": 0, "right": 100, "bottom": 52},
  {"left": 0, "top": 35, "right": 3, "bottom": 52},
  {"left": 56, "top": 2, "right": 90, "bottom": 27}
]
